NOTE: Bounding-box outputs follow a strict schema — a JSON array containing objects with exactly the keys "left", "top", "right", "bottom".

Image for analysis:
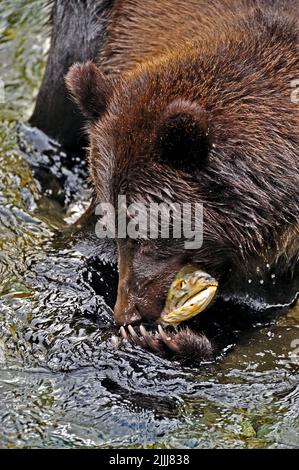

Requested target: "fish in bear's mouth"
[{"left": 112, "top": 266, "right": 218, "bottom": 361}]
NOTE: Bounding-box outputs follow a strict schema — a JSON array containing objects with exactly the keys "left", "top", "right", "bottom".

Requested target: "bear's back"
[{"left": 99, "top": 0, "right": 299, "bottom": 76}]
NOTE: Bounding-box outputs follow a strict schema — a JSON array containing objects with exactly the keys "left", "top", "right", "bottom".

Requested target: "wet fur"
[
  {"left": 66, "top": 0, "right": 299, "bottom": 325},
  {"left": 35, "top": 1, "right": 299, "bottom": 357}
]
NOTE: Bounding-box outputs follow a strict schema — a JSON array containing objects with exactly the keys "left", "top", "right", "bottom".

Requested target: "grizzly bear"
[{"left": 33, "top": 1, "right": 299, "bottom": 353}]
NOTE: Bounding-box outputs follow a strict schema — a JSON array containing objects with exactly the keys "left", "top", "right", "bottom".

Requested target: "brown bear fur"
[{"left": 66, "top": 0, "right": 299, "bottom": 326}]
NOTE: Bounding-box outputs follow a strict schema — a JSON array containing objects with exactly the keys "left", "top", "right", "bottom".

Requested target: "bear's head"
[{"left": 66, "top": 43, "right": 299, "bottom": 326}]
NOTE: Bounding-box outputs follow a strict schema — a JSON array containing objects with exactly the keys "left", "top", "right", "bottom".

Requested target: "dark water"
[{"left": 0, "top": 0, "right": 299, "bottom": 449}]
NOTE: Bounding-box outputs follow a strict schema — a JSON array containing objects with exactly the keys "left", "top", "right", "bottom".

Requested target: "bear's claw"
[{"left": 117, "top": 324, "right": 213, "bottom": 361}]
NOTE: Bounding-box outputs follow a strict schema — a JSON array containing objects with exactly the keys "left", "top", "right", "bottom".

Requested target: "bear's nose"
[
  {"left": 114, "top": 309, "right": 142, "bottom": 326},
  {"left": 114, "top": 293, "right": 142, "bottom": 326}
]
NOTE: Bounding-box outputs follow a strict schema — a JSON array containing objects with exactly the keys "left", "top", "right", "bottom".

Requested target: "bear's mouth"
[{"left": 115, "top": 267, "right": 218, "bottom": 362}]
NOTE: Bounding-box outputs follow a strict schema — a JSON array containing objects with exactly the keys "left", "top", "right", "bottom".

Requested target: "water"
[{"left": 0, "top": 0, "right": 299, "bottom": 449}]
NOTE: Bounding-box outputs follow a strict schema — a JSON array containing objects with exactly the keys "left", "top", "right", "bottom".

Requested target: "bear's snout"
[
  {"left": 114, "top": 241, "right": 184, "bottom": 326},
  {"left": 113, "top": 268, "right": 170, "bottom": 326}
]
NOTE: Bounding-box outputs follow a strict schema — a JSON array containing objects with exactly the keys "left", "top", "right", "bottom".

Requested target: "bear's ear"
[
  {"left": 65, "top": 61, "right": 112, "bottom": 121},
  {"left": 157, "top": 99, "right": 210, "bottom": 171}
]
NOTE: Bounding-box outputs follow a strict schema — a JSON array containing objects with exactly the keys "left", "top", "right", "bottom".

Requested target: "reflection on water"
[{"left": 0, "top": 0, "right": 298, "bottom": 449}]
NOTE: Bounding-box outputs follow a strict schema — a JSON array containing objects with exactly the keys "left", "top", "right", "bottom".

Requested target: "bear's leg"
[{"left": 30, "top": 0, "right": 115, "bottom": 151}]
